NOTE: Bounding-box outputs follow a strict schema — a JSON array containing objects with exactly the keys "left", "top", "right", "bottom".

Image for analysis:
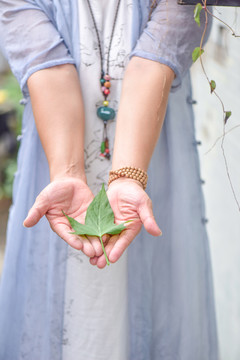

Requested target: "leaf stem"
[{"left": 100, "top": 235, "right": 110, "bottom": 266}]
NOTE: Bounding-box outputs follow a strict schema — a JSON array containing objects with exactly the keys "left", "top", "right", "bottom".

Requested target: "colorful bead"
[
  {"left": 103, "top": 100, "right": 109, "bottom": 106},
  {"left": 101, "top": 86, "right": 106, "bottom": 92},
  {"left": 100, "top": 78, "right": 105, "bottom": 85},
  {"left": 104, "top": 88, "right": 110, "bottom": 96},
  {"left": 105, "top": 138, "right": 109, "bottom": 149},
  {"left": 104, "top": 81, "right": 111, "bottom": 88},
  {"left": 104, "top": 74, "right": 111, "bottom": 81},
  {"left": 101, "top": 141, "right": 106, "bottom": 154}
]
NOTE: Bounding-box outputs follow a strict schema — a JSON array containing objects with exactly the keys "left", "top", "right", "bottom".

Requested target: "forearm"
[
  {"left": 27, "top": 64, "right": 86, "bottom": 181},
  {"left": 112, "top": 57, "right": 174, "bottom": 171}
]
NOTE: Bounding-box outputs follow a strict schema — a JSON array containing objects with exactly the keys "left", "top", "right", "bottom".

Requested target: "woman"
[{"left": 0, "top": 1, "right": 218, "bottom": 359}]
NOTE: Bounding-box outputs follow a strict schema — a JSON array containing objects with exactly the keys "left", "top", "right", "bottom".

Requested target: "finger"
[
  {"left": 52, "top": 222, "right": 83, "bottom": 251},
  {"left": 102, "top": 234, "right": 110, "bottom": 245},
  {"left": 23, "top": 192, "right": 49, "bottom": 227},
  {"left": 51, "top": 223, "right": 95, "bottom": 257},
  {"left": 139, "top": 198, "right": 162, "bottom": 236},
  {"left": 81, "top": 236, "right": 96, "bottom": 258},
  {"left": 89, "top": 256, "right": 98, "bottom": 266},
  {"left": 96, "top": 235, "right": 119, "bottom": 269},
  {"left": 89, "top": 235, "right": 111, "bottom": 267},
  {"left": 87, "top": 236, "right": 103, "bottom": 257},
  {"left": 107, "top": 228, "right": 138, "bottom": 264},
  {"left": 50, "top": 220, "right": 95, "bottom": 257}
]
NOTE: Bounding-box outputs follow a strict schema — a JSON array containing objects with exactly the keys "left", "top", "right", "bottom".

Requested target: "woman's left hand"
[
  {"left": 90, "top": 179, "right": 162, "bottom": 268},
  {"left": 23, "top": 177, "right": 104, "bottom": 258}
]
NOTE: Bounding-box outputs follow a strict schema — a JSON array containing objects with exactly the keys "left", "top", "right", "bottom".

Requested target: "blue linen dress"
[{"left": 0, "top": 1, "right": 218, "bottom": 359}]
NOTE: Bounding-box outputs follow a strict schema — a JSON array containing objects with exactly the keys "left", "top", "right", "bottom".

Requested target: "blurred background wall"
[
  {"left": 0, "top": 5, "right": 240, "bottom": 360},
  {"left": 191, "top": 6, "right": 240, "bottom": 360}
]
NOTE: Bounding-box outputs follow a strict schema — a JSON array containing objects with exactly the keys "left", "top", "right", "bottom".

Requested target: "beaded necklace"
[{"left": 86, "top": 0, "right": 122, "bottom": 160}]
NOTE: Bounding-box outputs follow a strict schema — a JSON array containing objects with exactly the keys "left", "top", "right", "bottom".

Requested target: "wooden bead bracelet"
[{"left": 108, "top": 166, "right": 148, "bottom": 190}]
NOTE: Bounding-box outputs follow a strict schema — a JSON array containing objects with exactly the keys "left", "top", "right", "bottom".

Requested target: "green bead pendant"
[{"left": 97, "top": 106, "right": 115, "bottom": 121}]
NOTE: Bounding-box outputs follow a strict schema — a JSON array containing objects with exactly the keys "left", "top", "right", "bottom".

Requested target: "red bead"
[
  {"left": 104, "top": 74, "right": 111, "bottom": 81},
  {"left": 104, "top": 88, "right": 110, "bottom": 95},
  {"left": 105, "top": 148, "right": 110, "bottom": 154}
]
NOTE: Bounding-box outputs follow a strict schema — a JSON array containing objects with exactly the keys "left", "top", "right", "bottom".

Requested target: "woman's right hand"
[
  {"left": 23, "top": 177, "right": 104, "bottom": 258},
  {"left": 90, "top": 178, "right": 162, "bottom": 268}
]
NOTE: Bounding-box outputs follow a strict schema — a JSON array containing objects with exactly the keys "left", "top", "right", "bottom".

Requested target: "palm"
[
  {"left": 108, "top": 181, "right": 143, "bottom": 235},
  {"left": 24, "top": 178, "right": 103, "bottom": 257},
  {"left": 46, "top": 179, "right": 92, "bottom": 232},
  {"left": 90, "top": 180, "right": 162, "bottom": 268}
]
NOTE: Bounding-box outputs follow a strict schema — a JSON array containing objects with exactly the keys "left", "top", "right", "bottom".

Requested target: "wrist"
[
  {"left": 108, "top": 177, "right": 144, "bottom": 190},
  {"left": 50, "top": 162, "right": 87, "bottom": 183}
]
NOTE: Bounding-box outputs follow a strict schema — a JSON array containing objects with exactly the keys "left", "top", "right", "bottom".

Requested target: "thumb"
[
  {"left": 23, "top": 192, "right": 49, "bottom": 227},
  {"left": 138, "top": 197, "right": 162, "bottom": 237}
]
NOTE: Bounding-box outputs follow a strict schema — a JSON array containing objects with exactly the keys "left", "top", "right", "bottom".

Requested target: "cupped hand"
[
  {"left": 90, "top": 178, "right": 162, "bottom": 268},
  {"left": 23, "top": 178, "right": 103, "bottom": 258}
]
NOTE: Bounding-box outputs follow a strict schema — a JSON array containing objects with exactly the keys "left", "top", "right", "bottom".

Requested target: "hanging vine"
[{"left": 192, "top": 0, "right": 240, "bottom": 211}]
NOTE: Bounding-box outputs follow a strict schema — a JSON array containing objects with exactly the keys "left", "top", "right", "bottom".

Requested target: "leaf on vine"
[
  {"left": 194, "top": 3, "right": 203, "bottom": 27},
  {"left": 224, "top": 111, "right": 232, "bottom": 124},
  {"left": 63, "top": 184, "right": 130, "bottom": 265},
  {"left": 192, "top": 47, "right": 204, "bottom": 63},
  {"left": 210, "top": 80, "right": 216, "bottom": 93}
]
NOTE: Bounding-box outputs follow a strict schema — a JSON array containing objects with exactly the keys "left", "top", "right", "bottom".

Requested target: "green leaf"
[
  {"left": 64, "top": 184, "right": 129, "bottom": 265},
  {"left": 210, "top": 80, "right": 216, "bottom": 93},
  {"left": 192, "top": 47, "right": 204, "bottom": 63},
  {"left": 194, "top": 3, "right": 203, "bottom": 27},
  {"left": 224, "top": 111, "right": 232, "bottom": 124}
]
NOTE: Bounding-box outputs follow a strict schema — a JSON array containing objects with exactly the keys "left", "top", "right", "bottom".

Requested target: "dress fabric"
[
  {"left": 0, "top": 1, "right": 218, "bottom": 360},
  {"left": 62, "top": 1, "right": 132, "bottom": 359}
]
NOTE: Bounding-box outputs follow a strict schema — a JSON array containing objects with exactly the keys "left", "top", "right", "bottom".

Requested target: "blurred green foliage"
[
  {"left": 1, "top": 72, "right": 23, "bottom": 133},
  {"left": 0, "top": 72, "right": 22, "bottom": 199},
  {"left": 0, "top": 159, "right": 18, "bottom": 199}
]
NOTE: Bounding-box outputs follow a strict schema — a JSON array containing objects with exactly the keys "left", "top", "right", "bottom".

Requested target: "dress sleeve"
[
  {"left": 0, "top": 0, "right": 75, "bottom": 96},
  {"left": 131, "top": 0, "right": 212, "bottom": 91}
]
